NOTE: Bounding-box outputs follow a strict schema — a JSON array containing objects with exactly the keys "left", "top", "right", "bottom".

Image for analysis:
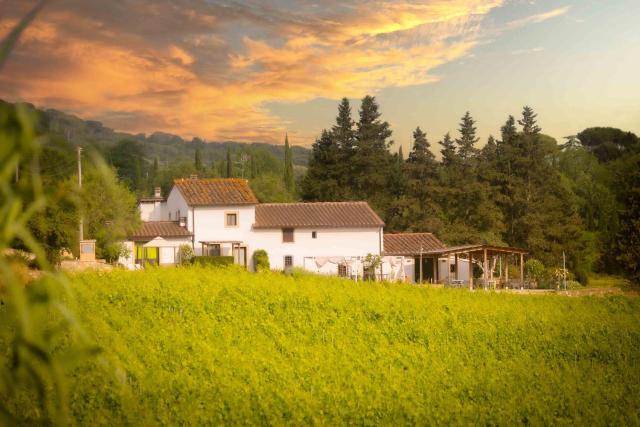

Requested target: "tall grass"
[{"left": 59, "top": 266, "right": 640, "bottom": 425}]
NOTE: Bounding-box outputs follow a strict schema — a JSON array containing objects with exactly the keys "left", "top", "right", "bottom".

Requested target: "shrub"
[
  {"left": 178, "top": 244, "right": 194, "bottom": 265},
  {"left": 103, "top": 242, "right": 128, "bottom": 263},
  {"left": 253, "top": 249, "right": 270, "bottom": 272},
  {"left": 193, "top": 255, "right": 233, "bottom": 267}
]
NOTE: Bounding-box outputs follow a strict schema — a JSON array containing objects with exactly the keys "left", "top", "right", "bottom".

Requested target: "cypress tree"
[
  {"left": 283, "top": 134, "right": 295, "bottom": 194},
  {"left": 195, "top": 147, "right": 203, "bottom": 171},
  {"left": 226, "top": 147, "right": 233, "bottom": 178}
]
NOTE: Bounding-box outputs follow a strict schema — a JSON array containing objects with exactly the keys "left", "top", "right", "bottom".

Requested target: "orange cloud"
[{"left": 0, "top": 1, "right": 507, "bottom": 144}]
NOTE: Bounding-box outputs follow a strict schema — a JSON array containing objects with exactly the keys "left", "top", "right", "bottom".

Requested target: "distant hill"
[{"left": 1, "top": 99, "right": 311, "bottom": 167}]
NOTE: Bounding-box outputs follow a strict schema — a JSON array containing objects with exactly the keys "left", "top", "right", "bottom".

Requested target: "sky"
[{"left": 1, "top": 0, "right": 638, "bottom": 151}]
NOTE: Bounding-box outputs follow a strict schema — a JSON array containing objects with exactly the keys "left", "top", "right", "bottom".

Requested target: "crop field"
[{"left": 7, "top": 266, "right": 640, "bottom": 425}]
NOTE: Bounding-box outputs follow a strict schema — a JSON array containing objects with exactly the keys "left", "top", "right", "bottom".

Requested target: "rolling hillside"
[{"left": 1, "top": 99, "right": 311, "bottom": 167}]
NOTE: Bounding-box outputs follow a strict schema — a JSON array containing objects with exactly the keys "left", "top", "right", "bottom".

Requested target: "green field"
[{"left": 8, "top": 266, "right": 640, "bottom": 425}]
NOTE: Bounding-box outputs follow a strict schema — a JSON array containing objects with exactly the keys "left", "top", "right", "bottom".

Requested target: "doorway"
[{"left": 414, "top": 256, "right": 435, "bottom": 283}]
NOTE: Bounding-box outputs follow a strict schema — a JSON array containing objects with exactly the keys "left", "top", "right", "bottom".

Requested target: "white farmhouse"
[
  {"left": 124, "top": 177, "right": 527, "bottom": 288},
  {"left": 122, "top": 178, "right": 384, "bottom": 275}
]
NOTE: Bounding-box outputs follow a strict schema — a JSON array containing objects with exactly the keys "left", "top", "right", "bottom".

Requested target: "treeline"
[
  {"left": 106, "top": 137, "right": 299, "bottom": 202},
  {"left": 301, "top": 96, "right": 640, "bottom": 283}
]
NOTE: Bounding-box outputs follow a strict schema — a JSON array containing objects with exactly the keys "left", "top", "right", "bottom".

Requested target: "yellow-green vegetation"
[
  {"left": 587, "top": 275, "right": 633, "bottom": 289},
  {"left": 16, "top": 266, "right": 639, "bottom": 425}
]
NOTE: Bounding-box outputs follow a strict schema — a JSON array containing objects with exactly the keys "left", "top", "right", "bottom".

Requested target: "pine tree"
[
  {"left": 226, "top": 147, "right": 233, "bottom": 178},
  {"left": 283, "top": 133, "right": 295, "bottom": 194},
  {"left": 439, "top": 132, "right": 457, "bottom": 166},
  {"left": 407, "top": 127, "right": 435, "bottom": 165},
  {"left": 518, "top": 106, "right": 541, "bottom": 135},
  {"left": 456, "top": 111, "right": 479, "bottom": 164},
  {"left": 351, "top": 95, "right": 395, "bottom": 214},
  {"left": 500, "top": 115, "right": 517, "bottom": 143},
  {"left": 301, "top": 130, "right": 341, "bottom": 200},
  {"left": 403, "top": 126, "right": 441, "bottom": 232},
  {"left": 333, "top": 98, "right": 356, "bottom": 152}
]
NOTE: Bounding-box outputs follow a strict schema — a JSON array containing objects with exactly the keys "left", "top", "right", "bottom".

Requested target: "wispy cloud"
[
  {"left": 505, "top": 6, "right": 571, "bottom": 30},
  {"left": 511, "top": 46, "right": 544, "bottom": 55},
  {"left": 0, "top": 0, "right": 530, "bottom": 143}
]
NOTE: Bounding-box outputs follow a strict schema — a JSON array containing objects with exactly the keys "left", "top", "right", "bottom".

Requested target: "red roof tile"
[
  {"left": 131, "top": 221, "right": 192, "bottom": 241},
  {"left": 383, "top": 233, "right": 446, "bottom": 256},
  {"left": 174, "top": 178, "right": 258, "bottom": 206},
  {"left": 254, "top": 202, "right": 384, "bottom": 229}
]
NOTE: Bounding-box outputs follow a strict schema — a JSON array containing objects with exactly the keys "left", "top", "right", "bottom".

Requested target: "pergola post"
[
  {"left": 446, "top": 255, "right": 451, "bottom": 286},
  {"left": 520, "top": 253, "right": 524, "bottom": 289},
  {"left": 468, "top": 253, "right": 473, "bottom": 290},
  {"left": 432, "top": 257, "right": 437, "bottom": 284},
  {"left": 454, "top": 254, "right": 459, "bottom": 281},
  {"left": 505, "top": 255, "right": 509, "bottom": 285},
  {"left": 483, "top": 248, "right": 488, "bottom": 289}
]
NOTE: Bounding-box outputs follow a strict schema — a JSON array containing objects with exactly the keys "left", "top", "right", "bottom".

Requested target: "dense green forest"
[{"left": 302, "top": 97, "right": 640, "bottom": 283}]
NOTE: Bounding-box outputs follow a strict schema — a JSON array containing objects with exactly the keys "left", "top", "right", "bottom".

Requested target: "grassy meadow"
[{"left": 8, "top": 266, "right": 640, "bottom": 425}]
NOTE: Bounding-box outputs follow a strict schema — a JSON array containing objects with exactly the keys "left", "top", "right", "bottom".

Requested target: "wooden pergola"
[{"left": 424, "top": 244, "right": 528, "bottom": 290}]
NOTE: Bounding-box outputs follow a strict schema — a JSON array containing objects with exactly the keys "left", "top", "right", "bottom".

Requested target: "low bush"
[
  {"left": 252, "top": 249, "right": 270, "bottom": 272},
  {"left": 178, "top": 244, "right": 194, "bottom": 265},
  {"left": 192, "top": 255, "right": 233, "bottom": 267}
]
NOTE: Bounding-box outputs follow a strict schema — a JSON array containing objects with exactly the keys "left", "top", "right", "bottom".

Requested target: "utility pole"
[
  {"left": 419, "top": 244, "right": 423, "bottom": 284},
  {"left": 77, "top": 146, "right": 83, "bottom": 242},
  {"left": 562, "top": 251, "right": 567, "bottom": 291}
]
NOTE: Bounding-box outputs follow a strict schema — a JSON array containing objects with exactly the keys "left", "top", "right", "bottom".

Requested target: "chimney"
[{"left": 154, "top": 186, "right": 161, "bottom": 198}]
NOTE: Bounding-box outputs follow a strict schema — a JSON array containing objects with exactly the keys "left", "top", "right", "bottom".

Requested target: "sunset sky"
[{"left": 1, "top": 0, "right": 638, "bottom": 150}]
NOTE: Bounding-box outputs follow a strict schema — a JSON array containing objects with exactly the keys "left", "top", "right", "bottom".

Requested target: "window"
[
  {"left": 282, "top": 228, "right": 294, "bottom": 243},
  {"left": 208, "top": 244, "right": 221, "bottom": 256},
  {"left": 312, "top": 231, "right": 317, "bottom": 239},
  {"left": 284, "top": 255, "right": 293, "bottom": 268},
  {"left": 450, "top": 264, "right": 456, "bottom": 273},
  {"left": 225, "top": 212, "right": 238, "bottom": 227},
  {"left": 338, "top": 263, "right": 348, "bottom": 277}
]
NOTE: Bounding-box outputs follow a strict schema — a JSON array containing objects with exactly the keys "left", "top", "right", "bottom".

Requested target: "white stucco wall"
[
  {"left": 139, "top": 201, "right": 167, "bottom": 221},
  {"left": 166, "top": 187, "right": 190, "bottom": 223},
  {"left": 250, "top": 227, "right": 383, "bottom": 272},
  {"left": 192, "top": 205, "right": 256, "bottom": 257}
]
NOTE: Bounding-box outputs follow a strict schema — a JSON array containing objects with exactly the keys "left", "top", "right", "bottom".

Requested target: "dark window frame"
[{"left": 282, "top": 228, "right": 294, "bottom": 243}]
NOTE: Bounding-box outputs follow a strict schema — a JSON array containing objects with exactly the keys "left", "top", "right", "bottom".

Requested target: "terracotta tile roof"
[
  {"left": 383, "top": 233, "right": 446, "bottom": 256},
  {"left": 173, "top": 178, "right": 258, "bottom": 206},
  {"left": 138, "top": 196, "right": 166, "bottom": 203},
  {"left": 254, "top": 202, "right": 384, "bottom": 229},
  {"left": 131, "top": 221, "right": 192, "bottom": 241}
]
